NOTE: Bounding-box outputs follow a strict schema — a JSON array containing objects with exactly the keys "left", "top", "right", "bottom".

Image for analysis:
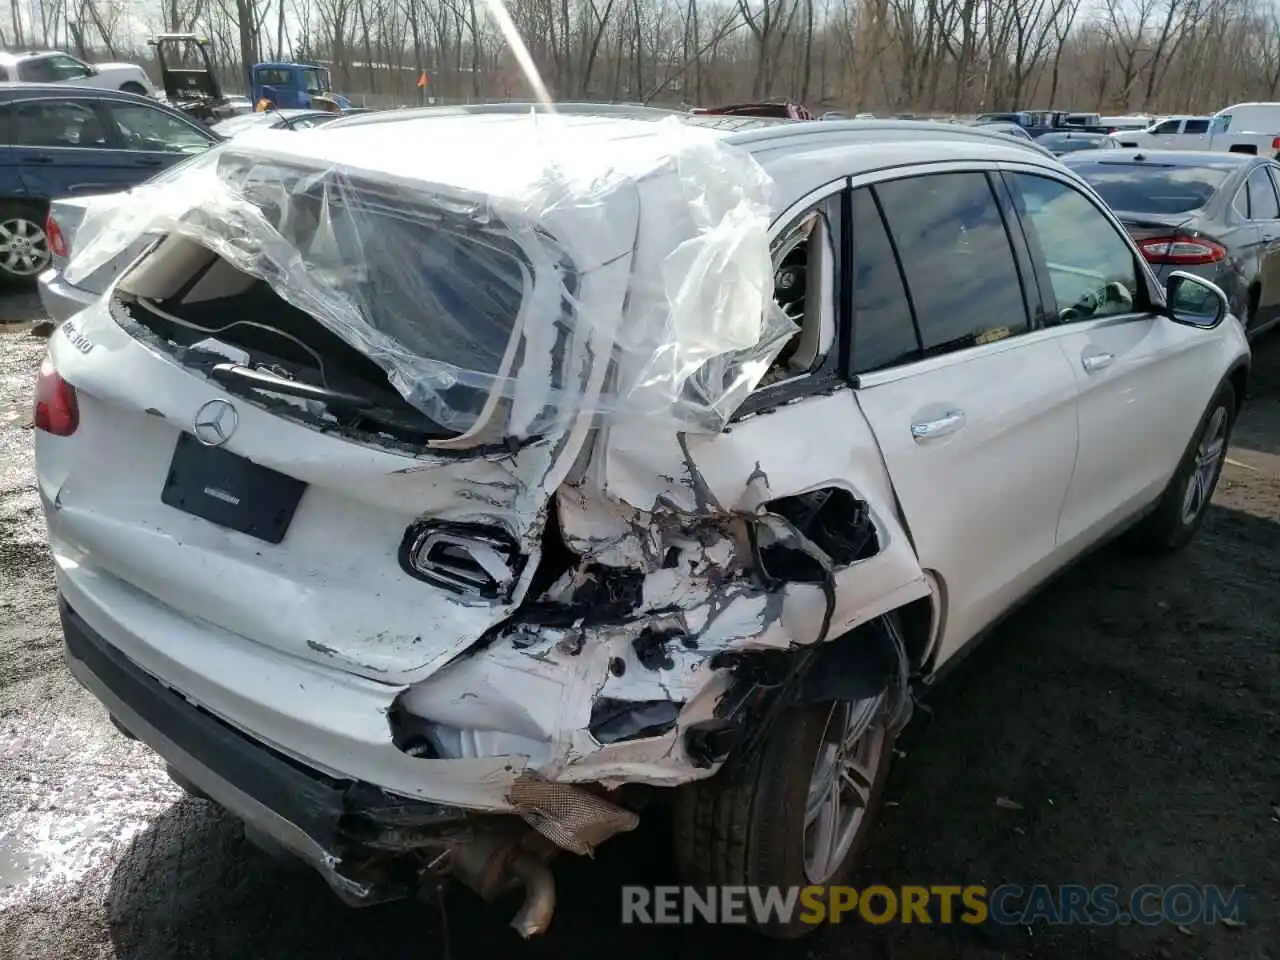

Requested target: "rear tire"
[
  {"left": 0, "top": 201, "right": 51, "bottom": 287},
  {"left": 1129, "top": 382, "right": 1235, "bottom": 553},
  {"left": 673, "top": 656, "right": 898, "bottom": 938}
]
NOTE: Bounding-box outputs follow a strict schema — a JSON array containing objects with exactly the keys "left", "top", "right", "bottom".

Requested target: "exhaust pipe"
[
  {"left": 507, "top": 854, "right": 556, "bottom": 937},
  {"left": 449, "top": 835, "right": 558, "bottom": 937}
]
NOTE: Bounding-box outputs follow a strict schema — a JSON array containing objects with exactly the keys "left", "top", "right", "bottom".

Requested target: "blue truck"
[{"left": 251, "top": 63, "right": 349, "bottom": 111}]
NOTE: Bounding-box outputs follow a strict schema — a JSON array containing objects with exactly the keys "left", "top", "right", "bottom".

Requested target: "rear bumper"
[
  {"left": 60, "top": 596, "right": 470, "bottom": 903},
  {"left": 37, "top": 269, "right": 96, "bottom": 324}
]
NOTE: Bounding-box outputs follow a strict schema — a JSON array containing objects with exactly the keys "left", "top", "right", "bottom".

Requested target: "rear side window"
[
  {"left": 849, "top": 188, "right": 919, "bottom": 374},
  {"left": 875, "top": 172, "right": 1029, "bottom": 356},
  {"left": 1183, "top": 119, "right": 1210, "bottom": 134},
  {"left": 12, "top": 99, "right": 108, "bottom": 148},
  {"left": 1246, "top": 167, "right": 1280, "bottom": 220}
]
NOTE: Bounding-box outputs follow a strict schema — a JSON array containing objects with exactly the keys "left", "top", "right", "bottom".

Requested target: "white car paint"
[
  {"left": 1120, "top": 105, "right": 1280, "bottom": 155},
  {"left": 0, "top": 50, "right": 154, "bottom": 93},
  {"left": 1118, "top": 115, "right": 1215, "bottom": 150},
  {"left": 35, "top": 114, "right": 1251, "bottom": 903}
]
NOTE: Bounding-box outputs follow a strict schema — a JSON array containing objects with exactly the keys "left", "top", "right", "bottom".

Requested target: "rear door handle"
[
  {"left": 1081, "top": 351, "right": 1114, "bottom": 373},
  {"left": 911, "top": 409, "right": 966, "bottom": 441},
  {"left": 19, "top": 154, "right": 52, "bottom": 164},
  {"left": 133, "top": 156, "right": 164, "bottom": 167}
]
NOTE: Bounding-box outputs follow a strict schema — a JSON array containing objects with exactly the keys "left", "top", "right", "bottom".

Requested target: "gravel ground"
[{"left": 1, "top": 304, "right": 1277, "bottom": 960}]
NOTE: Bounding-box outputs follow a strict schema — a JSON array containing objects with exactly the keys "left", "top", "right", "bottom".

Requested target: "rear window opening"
[
  {"left": 113, "top": 250, "right": 457, "bottom": 447},
  {"left": 107, "top": 154, "right": 573, "bottom": 448}
]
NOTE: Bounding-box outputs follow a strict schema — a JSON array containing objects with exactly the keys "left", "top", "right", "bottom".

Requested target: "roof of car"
[
  {"left": 0, "top": 51, "right": 58, "bottom": 65},
  {"left": 225, "top": 110, "right": 1061, "bottom": 222},
  {"left": 0, "top": 82, "right": 156, "bottom": 103}
]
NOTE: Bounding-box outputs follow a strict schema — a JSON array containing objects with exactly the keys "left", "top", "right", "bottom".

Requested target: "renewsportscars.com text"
[{"left": 621, "top": 884, "right": 1247, "bottom": 927}]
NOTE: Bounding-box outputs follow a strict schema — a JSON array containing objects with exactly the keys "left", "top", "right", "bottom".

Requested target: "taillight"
[
  {"left": 45, "top": 213, "right": 67, "bottom": 259},
  {"left": 399, "top": 520, "right": 524, "bottom": 600},
  {"left": 1137, "top": 235, "right": 1227, "bottom": 265},
  {"left": 1272, "top": 136, "right": 1280, "bottom": 150},
  {"left": 33, "top": 357, "right": 79, "bottom": 436}
]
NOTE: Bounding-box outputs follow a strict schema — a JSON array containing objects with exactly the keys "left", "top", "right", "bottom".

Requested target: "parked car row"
[
  {"left": 31, "top": 106, "right": 1251, "bottom": 939},
  {"left": 1062, "top": 148, "right": 1280, "bottom": 341}
]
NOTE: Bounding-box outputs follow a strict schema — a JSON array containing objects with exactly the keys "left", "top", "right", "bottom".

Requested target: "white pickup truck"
[{"left": 1117, "top": 103, "right": 1280, "bottom": 156}]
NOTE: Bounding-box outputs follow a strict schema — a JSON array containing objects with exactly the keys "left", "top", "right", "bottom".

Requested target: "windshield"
[{"left": 1069, "top": 161, "right": 1232, "bottom": 214}]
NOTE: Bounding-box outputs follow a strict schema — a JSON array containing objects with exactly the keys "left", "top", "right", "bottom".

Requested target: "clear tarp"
[{"left": 66, "top": 112, "right": 795, "bottom": 438}]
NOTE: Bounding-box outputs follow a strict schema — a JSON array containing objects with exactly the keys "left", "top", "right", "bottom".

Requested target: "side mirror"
[{"left": 1164, "top": 270, "right": 1230, "bottom": 329}]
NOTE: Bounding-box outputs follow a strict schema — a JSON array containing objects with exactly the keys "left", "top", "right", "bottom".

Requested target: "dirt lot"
[{"left": 1, "top": 298, "right": 1277, "bottom": 960}]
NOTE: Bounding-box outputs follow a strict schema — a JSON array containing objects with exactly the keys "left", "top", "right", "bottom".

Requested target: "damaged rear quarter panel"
[
  {"left": 568, "top": 390, "right": 931, "bottom": 644},
  {"left": 422, "top": 390, "right": 934, "bottom": 787}
]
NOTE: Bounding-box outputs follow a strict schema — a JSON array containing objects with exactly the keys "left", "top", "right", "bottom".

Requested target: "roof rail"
[
  {"left": 324, "top": 108, "right": 1053, "bottom": 159},
  {"left": 330, "top": 101, "right": 684, "bottom": 128},
  {"left": 723, "top": 117, "right": 1054, "bottom": 156}
]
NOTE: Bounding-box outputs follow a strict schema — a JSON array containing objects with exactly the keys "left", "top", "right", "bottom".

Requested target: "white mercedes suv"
[{"left": 33, "top": 106, "right": 1250, "bottom": 939}]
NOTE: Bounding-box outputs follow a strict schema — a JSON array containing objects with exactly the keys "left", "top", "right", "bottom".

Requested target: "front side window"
[
  {"left": 1009, "top": 173, "right": 1143, "bottom": 322},
  {"left": 105, "top": 103, "right": 212, "bottom": 154},
  {"left": 1245, "top": 167, "right": 1280, "bottom": 220},
  {"left": 1152, "top": 119, "right": 1181, "bottom": 134},
  {"left": 46, "top": 55, "right": 93, "bottom": 80},
  {"left": 301, "top": 68, "right": 330, "bottom": 93},
  {"left": 875, "top": 171, "right": 1029, "bottom": 357}
]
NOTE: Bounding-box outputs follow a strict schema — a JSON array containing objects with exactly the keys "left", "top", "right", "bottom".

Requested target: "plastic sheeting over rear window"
[{"left": 64, "top": 113, "right": 794, "bottom": 441}]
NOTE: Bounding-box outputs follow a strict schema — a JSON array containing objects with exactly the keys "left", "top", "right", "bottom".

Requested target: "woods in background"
[{"left": 3, "top": 0, "right": 1278, "bottom": 115}]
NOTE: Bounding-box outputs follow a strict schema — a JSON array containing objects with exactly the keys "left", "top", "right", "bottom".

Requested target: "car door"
[
  {"left": 1145, "top": 118, "right": 1183, "bottom": 149},
  {"left": 1004, "top": 168, "right": 1219, "bottom": 552},
  {"left": 98, "top": 100, "right": 215, "bottom": 176},
  {"left": 1181, "top": 118, "right": 1211, "bottom": 150},
  {"left": 7, "top": 97, "right": 132, "bottom": 197},
  {"left": 849, "top": 168, "right": 1081, "bottom": 662}
]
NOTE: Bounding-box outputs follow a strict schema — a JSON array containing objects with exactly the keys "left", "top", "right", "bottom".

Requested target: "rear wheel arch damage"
[{"left": 383, "top": 477, "right": 926, "bottom": 858}]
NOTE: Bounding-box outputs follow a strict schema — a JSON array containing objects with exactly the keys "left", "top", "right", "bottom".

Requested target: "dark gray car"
[{"left": 1063, "top": 149, "right": 1280, "bottom": 340}]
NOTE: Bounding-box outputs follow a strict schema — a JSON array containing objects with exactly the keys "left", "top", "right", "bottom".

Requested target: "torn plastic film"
[{"left": 66, "top": 114, "right": 796, "bottom": 440}]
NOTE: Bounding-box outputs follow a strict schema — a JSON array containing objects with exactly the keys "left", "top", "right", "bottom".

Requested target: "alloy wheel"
[
  {"left": 1180, "top": 405, "right": 1229, "bottom": 526},
  {"left": 0, "top": 217, "right": 51, "bottom": 278},
  {"left": 803, "top": 695, "right": 887, "bottom": 884}
]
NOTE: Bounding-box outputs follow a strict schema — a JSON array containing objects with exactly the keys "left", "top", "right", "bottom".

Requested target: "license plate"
[{"left": 161, "top": 433, "right": 307, "bottom": 544}]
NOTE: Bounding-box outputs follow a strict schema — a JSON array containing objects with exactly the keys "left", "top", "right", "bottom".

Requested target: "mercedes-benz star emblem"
[{"left": 192, "top": 399, "right": 239, "bottom": 447}]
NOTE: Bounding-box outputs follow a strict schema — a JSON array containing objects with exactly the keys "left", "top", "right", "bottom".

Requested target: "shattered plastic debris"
[{"left": 66, "top": 113, "right": 795, "bottom": 437}]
